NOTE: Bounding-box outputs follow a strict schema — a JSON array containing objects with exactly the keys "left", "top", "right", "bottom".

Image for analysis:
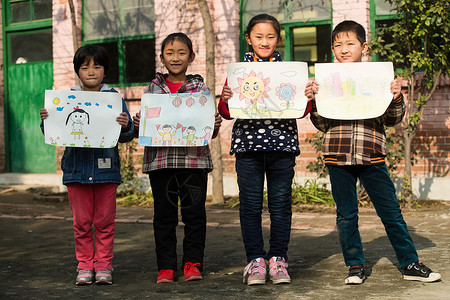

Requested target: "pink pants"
[{"left": 67, "top": 182, "right": 118, "bottom": 271}]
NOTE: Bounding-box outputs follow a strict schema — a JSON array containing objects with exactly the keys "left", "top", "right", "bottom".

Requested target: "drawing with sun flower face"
[{"left": 233, "top": 70, "right": 270, "bottom": 116}]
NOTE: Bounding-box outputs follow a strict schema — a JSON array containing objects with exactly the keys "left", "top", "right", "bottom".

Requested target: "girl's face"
[
  {"left": 78, "top": 58, "right": 105, "bottom": 91},
  {"left": 160, "top": 39, "right": 194, "bottom": 81},
  {"left": 71, "top": 112, "right": 86, "bottom": 124},
  {"left": 245, "top": 22, "right": 281, "bottom": 60}
]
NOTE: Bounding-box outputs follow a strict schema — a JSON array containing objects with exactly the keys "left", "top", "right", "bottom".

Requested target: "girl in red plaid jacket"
[{"left": 133, "top": 33, "right": 221, "bottom": 284}]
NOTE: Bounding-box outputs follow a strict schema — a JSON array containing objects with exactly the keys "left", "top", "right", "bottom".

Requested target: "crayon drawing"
[
  {"left": 44, "top": 90, "right": 122, "bottom": 148},
  {"left": 314, "top": 62, "right": 394, "bottom": 119},
  {"left": 227, "top": 62, "right": 308, "bottom": 119},
  {"left": 138, "top": 92, "right": 215, "bottom": 147}
]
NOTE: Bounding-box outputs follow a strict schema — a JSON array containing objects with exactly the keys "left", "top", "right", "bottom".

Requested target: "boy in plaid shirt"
[{"left": 304, "top": 20, "right": 440, "bottom": 285}]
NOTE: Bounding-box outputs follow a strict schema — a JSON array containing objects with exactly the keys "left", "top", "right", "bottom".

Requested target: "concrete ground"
[{"left": 0, "top": 187, "right": 449, "bottom": 299}]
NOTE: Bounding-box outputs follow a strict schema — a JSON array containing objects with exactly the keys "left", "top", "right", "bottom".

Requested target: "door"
[{"left": 6, "top": 29, "right": 55, "bottom": 173}]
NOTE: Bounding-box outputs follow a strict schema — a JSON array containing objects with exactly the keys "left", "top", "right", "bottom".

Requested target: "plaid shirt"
[
  {"left": 309, "top": 94, "right": 405, "bottom": 165},
  {"left": 141, "top": 73, "right": 213, "bottom": 173}
]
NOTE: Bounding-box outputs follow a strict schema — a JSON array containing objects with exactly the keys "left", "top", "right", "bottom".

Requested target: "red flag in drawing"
[
  {"left": 176, "top": 123, "right": 182, "bottom": 129},
  {"left": 146, "top": 107, "right": 161, "bottom": 118}
]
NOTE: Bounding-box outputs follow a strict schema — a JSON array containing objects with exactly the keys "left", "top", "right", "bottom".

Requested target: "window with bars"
[{"left": 83, "top": 0, "right": 156, "bottom": 86}]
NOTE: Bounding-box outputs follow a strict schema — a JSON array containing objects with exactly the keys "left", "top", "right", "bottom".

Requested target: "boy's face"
[
  {"left": 78, "top": 58, "right": 105, "bottom": 91},
  {"left": 331, "top": 31, "right": 368, "bottom": 63}
]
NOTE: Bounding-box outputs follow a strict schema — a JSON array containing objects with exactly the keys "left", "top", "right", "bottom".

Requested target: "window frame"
[
  {"left": 370, "top": 0, "right": 398, "bottom": 62},
  {"left": 3, "top": 0, "right": 52, "bottom": 31},
  {"left": 81, "top": 0, "right": 156, "bottom": 88}
]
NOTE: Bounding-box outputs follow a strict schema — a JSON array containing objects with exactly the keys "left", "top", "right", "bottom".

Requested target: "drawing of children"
[
  {"left": 183, "top": 126, "right": 197, "bottom": 146},
  {"left": 202, "top": 126, "right": 212, "bottom": 145},
  {"left": 158, "top": 124, "right": 176, "bottom": 145},
  {"left": 66, "top": 107, "right": 90, "bottom": 139}
]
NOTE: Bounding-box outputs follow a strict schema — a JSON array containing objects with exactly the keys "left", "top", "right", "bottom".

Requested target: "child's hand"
[
  {"left": 40, "top": 108, "right": 48, "bottom": 120},
  {"left": 305, "top": 81, "right": 319, "bottom": 101},
  {"left": 116, "top": 112, "right": 129, "bottom": 128},
  {"left": 390, "top": 79, "right": 402, "bottom": 99},
  {"left": 214, "top": 112, "right": 222, "bottom": 132},
  {"left": 133, "top": 112, "right": 141, "bottom": 131},
  {"left": 221, "top": 86, "right": 233, "bottom": 104}
]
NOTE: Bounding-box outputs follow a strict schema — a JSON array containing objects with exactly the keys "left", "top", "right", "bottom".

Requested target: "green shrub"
[
  {"left": 292, "top": 179, "right": 334, "bottom": 206},
  {"left": 117, "top": 140, "right": 154, "bottom": 206}
]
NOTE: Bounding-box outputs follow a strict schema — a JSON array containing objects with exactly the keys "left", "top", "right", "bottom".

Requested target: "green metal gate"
[
  {"left": 7, "top": 58, "right": 55, "bottom": 172},
  {"left": 3, "top": 0, "right": 55, "bottom": 172}
]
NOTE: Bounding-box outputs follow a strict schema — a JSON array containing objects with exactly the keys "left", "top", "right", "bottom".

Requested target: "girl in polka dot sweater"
[{"left": 218, "top": 14, "right": 312, "bottom": 285}]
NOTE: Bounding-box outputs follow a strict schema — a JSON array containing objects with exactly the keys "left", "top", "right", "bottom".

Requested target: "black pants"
[{"left": 148, "top": 168, "right": 207, "bottom": 271}]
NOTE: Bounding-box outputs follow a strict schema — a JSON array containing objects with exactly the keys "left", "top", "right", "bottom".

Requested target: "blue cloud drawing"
[
  {"left": 107, "top": 105, "right": 113, "bottom": 109},
  {"left": 68, "top": 95, "right": 76, "bottom": 99},
  {"left": 85, "top": 102, "right": 92, "bottom": 106},
  {"left": 56, "top": 107, "right": 64, "bottom": 111}
]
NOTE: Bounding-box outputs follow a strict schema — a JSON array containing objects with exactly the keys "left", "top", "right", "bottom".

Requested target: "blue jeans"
[
  {"left": 328, "top": 164, "right": 418, "bottom": 268},
  {"left": 236, "top": 151, "right": 296, "bottom": 262}
]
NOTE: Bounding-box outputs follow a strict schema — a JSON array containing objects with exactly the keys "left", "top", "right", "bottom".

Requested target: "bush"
[
  {"left": 292, "top": 179, "right": 334, "bottom": 207},
  {"left": 117, "top": 140, "right": 154, "bottom": 206}
]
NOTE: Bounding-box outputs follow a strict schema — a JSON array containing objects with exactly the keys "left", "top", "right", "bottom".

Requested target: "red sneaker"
[
  {"left": 157, "top": 269, "right": 175, "bottom": 283},
  {"left": 184, "top": 262, "right": 203, "bottom": 281}
]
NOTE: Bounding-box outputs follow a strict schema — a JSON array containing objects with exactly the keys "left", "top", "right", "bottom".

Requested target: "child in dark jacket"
[{"left": 40, "top": 45, "right": 134, "bottom": 285}]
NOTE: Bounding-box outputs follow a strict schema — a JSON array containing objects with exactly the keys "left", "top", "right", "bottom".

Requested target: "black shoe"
[
  {"left": 403, "top": 262, "right": 441, "bottom": 282},
  {"left": 345, "top": 265, "right": 366, "bottom": 285}
]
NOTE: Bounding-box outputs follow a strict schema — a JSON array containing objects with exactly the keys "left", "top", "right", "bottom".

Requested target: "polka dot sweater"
[{"left": 230, "top": 118, "right": 299, "bottom": 155}]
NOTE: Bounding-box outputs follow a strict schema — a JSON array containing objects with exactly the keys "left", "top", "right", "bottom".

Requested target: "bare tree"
[
  {"left": 68, "top": 0, "right": 80, "bottom": 85},
  {"left": 68, "top": 0, "right": 80, "bottom": 51},
  {"left": 197, "top": 0, "right": 224, "bottom": 204}
]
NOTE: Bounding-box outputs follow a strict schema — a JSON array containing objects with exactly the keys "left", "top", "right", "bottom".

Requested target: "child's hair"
[
  {"left": 65, "top": 108, "right": 90, "bottom": 125},
  {"left": 73, "top": 45, "right": 110, "bottom": 76},
  {"left": 161, "top": 32, "right": 194, "bottom": 57},
  {"left": 246, "top": 14, "right": 281, "bottom": 38},
  {"left": 332, "top": 20, "right": 366, "bottom": 45},
  {"left": 245, "top": 14, "right": 281, "bottom": 52}
]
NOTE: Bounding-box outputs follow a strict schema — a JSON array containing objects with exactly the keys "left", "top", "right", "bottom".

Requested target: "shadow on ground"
[{"left": 0, "top": 190, "right": 449, "bottom": 299}]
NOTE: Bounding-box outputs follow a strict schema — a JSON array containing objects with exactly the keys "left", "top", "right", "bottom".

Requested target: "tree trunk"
[
  {"left": 197, "top": 0, "right": 224, "bottom": 204},
  {"left": 68, "top": 0, "right": 80, "bottom": 85},
  {"left": 68, "top": 0, "right": 80, "bottom": 51},
  {"left": 403, "top": 131, "right": 414, "bottom": 207}
]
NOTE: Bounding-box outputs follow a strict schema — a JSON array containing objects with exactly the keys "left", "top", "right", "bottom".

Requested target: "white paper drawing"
[
  {"left": 138, "top": 92, "right": 215, "bottom": 147},
  {"left": 44, "top": 90, "right": 122, "bottom": 148},
  {"left": 227, "top": 62, "right": 309, "bottom": 119},
  {"left": 314, "top": 62, "right": 394, "bottom": 119}
]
